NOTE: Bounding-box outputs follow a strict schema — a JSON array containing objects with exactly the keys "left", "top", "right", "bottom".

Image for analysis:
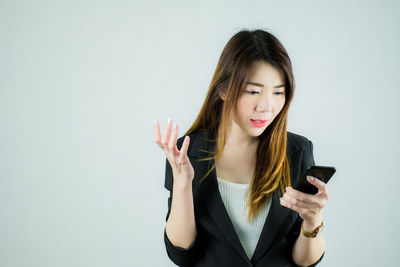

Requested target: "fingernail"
[
  {"left": 307, "top": 176, "right": 314, "bottom": 181},
  {"left": 154, "top": 119, "right": 157, "bottom": 126},
  {"left": 167, "top": 118, "right": 171, "bottom": 124},
  {"left": 172, "top": 123, "right": 176, "bottom": 130}
]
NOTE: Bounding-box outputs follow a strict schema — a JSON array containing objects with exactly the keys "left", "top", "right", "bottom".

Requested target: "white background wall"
[{"left": 1, "top": 0, "right": 399, "bottom": 266}]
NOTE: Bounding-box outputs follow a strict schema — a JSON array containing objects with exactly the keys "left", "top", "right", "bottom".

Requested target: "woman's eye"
[
  {"left": 274, "top": 92, "right": 284, "bottom": 95},
  {"left": 245, "top": 90, "right": 259, "bottom": 95}
]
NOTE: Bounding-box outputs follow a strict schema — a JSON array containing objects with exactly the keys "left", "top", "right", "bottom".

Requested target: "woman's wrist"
[
  {"left": 301, "top": 219, "right": 324, "bottom": 238},
  {"left": 173, "top": 179, "right": 193, "bottom": 190},
  {"left": 302, "top": 217, "right": 323, "bottom": 232}
]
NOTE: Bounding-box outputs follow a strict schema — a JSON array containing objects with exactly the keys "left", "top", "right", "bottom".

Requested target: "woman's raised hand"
[{"left": 154, "top": 119, "right": 194, "bottom": 187}]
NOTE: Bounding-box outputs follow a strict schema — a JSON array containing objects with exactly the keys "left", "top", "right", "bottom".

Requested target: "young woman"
[{"left": 154, "top": 29, "right": 329, "bottom": 267}]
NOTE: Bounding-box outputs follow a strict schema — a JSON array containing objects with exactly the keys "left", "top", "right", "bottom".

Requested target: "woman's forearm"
[
  {"left": 292, "top": 221, "right": 326, "bottom": 266},
  {"left": 165, "top": 182, "right": 197, "bottom": 249}
]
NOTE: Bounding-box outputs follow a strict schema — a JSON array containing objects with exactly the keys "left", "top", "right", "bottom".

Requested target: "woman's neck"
[{"left": 224, "top": 121, "right": 258, "bottom": 150}]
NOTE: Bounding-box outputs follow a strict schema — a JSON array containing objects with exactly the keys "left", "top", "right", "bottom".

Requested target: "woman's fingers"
[
  {"left": 177, "top": 136, "right": 190, "bottom": 164},
  {"left": 281, "top": 189, "right": 320, "bottom": 210},
  {"left": 155, "top": 119, "right": 191, "bottom": 173},
  {"left": 154, "top": 119, "right": 165, "bottom": 148},
  {"left": 154, "top": 118, "right": 180, "bottom": 156},
  {"left": 307, "top": 176, "right": 329, "bottom": 201},
  {"left": 285, "top": 186, "right": 327, "bottom": 209},
  {"left": 168, "top": 123, "right": 180, "bottom": 154},
  {"left": 161, "top": 118, "right": 173, "bottom": 148},
  {"left": 280, "top": 183, "right": 329, "bottom": 224},
  {"left": 280, "top": 198, "right": 314, "bottom": 216},
  {"left": 154, "top": 119, "right": 169, "bottom": 150}
]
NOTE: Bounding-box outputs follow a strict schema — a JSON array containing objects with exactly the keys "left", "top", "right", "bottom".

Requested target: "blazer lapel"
[
  {"left": 187, "top": 131, "right": 302, "bottom": 263},
  {"left": 251, "top": 136, "right": 302, "bottom": 263},
  {"left": 189, "top": 132, "right": 251, "bottom": 262}
]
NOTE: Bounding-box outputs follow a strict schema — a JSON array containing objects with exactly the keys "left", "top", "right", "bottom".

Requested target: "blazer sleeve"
[
  {"left": 309, "top": 140, "right": 316, "bottom": 167},
  {"left": 287, "top": 139, "right": 325, "bottom": 267},
  {"left": 163, "top": 185, "right": 202, "bottom": 266},
  {"left": 163, "top": 138, "right": 203, "bottom": 266}
]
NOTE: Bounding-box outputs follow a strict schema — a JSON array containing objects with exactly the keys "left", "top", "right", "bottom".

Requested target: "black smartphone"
[{"left": 294, "top": 165, "right": 336, "bottom": 195}]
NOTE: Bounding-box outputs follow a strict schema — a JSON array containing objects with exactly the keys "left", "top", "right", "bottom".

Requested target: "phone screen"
[{"left": 294, "top": 165, "right": 336, "bottom": 195}]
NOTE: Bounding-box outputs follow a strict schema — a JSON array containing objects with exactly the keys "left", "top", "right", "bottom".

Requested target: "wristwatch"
[{"left": 300, "top": 220, "right": 324, "bottom": 238}]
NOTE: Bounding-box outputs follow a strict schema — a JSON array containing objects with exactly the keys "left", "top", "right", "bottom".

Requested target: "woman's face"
[{"left": 232, "top": 61, "right": 286, "bottom": 138}]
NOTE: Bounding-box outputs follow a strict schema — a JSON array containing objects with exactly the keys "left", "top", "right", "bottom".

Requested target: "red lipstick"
[{"left": 250, "top": 119, "right": 267, "bottom": 127}]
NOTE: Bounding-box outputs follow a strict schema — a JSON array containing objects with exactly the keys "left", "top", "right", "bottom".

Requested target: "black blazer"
[{"left": 163, "top": 131, "right": 325, "bottom": 267}]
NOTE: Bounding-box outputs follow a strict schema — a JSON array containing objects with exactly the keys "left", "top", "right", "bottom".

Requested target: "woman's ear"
[{"left": 219, "top": 91, "right": 226, "bottom": 101}]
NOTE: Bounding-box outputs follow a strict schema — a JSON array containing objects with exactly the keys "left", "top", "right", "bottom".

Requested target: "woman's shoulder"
[{"left": 287, "top": 131, "right": 313, "bottom": 151}]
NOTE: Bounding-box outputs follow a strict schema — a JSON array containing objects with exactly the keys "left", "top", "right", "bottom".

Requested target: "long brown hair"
[{"left": 185, "top": 29, "right": 295, "bottom": 222}]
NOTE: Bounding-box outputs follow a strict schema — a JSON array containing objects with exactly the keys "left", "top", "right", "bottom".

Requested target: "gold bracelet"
[{"left": 300, "top": 220, "right": 324, "bottom": 238}]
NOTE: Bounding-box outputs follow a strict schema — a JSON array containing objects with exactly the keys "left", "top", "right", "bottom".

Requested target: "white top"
[{"left": 216, "top": 177, "right": 271, "bottom": 260}]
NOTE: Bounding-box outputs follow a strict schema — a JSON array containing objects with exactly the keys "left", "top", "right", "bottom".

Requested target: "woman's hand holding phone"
[
  {"left": 154, "top": 119, "right": 194, "bottom": 188},
  {"left": 279, "top": 166, "right": 335, "bottom": 228},
  {"left": 280, "top": 177, "right": 329, "bottom": 228}
]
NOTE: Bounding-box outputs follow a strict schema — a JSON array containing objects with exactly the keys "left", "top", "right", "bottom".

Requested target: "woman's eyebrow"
[{"left": 245, "top": 82, "right": 285, "bottom": 88}]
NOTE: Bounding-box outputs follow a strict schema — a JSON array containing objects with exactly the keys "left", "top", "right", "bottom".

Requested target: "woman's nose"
[
  {"left": 256, "top": 98, "right": 273, "bottom": 112},
  {"left": 256, "top": 104, "right": 265, "bottom": 112}
]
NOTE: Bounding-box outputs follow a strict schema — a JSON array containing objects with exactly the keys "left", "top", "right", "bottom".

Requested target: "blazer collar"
[{"left": 190, "top": 131, "right": 302, "bottom": 264}]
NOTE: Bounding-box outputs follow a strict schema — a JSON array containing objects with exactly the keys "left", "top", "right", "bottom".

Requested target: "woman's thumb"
[{"left": 178, "top": 136, "right": 190, "bottom": 162}]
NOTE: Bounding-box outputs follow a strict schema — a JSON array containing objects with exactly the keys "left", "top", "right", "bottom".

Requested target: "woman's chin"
[{"left": 247, "top": 128, "right": 266, "bottom": 138}]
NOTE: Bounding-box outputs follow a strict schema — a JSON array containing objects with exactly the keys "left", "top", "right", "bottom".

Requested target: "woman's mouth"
[{"left": 250, "top": 119, "right": 267, "bottom": 127}]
